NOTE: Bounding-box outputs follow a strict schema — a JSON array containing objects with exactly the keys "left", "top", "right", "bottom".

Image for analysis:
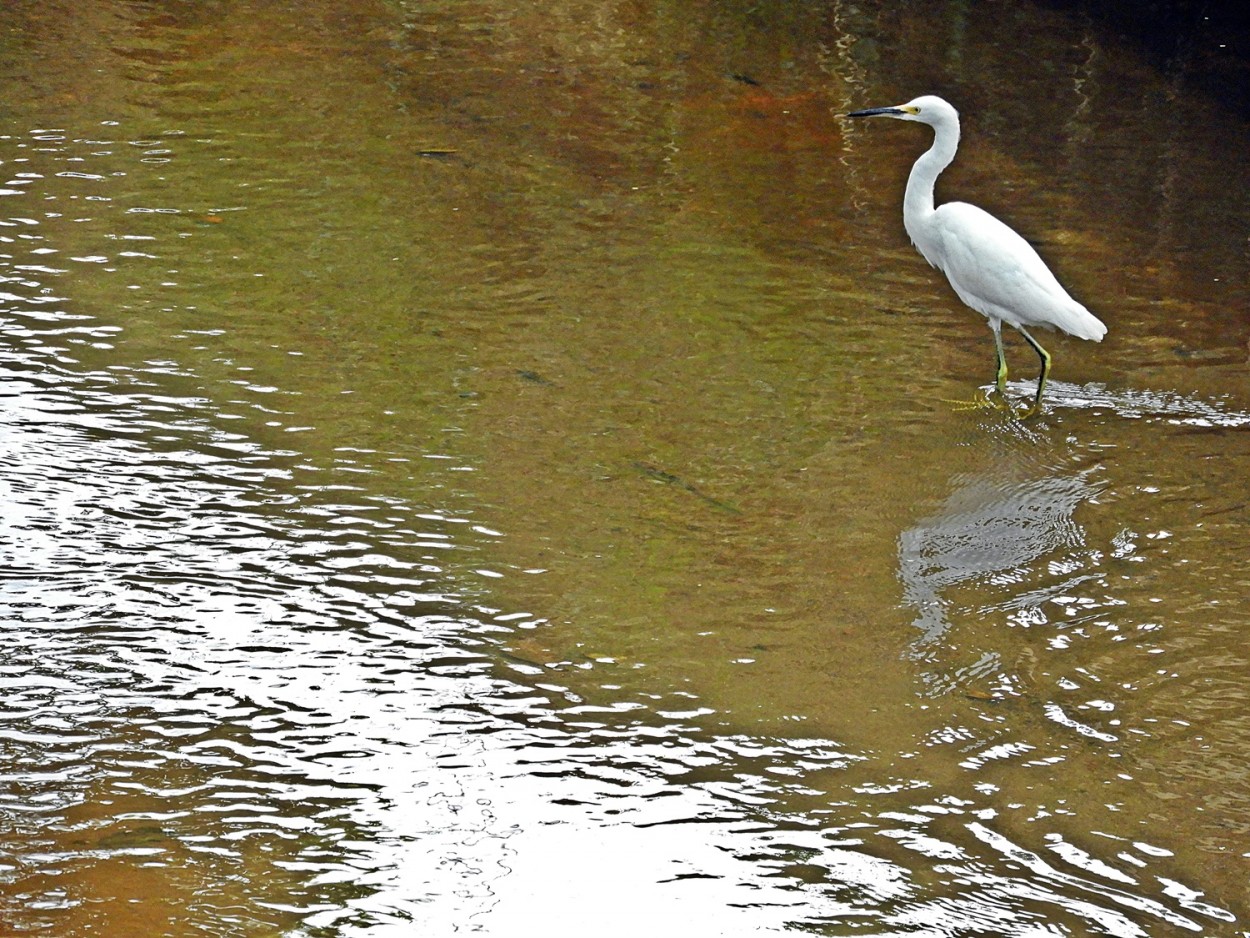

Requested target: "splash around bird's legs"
[
  {"left": 977, "top": 319, "right": 1049, "bottom": 418},
  {"left": 944, "top": 386, "right": 1043, "bottom": 419},
  {"left": 941, "top": 322, "right": 1031, "bottom": 414}
]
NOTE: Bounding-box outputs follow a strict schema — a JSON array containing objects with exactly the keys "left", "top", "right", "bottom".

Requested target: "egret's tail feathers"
[
  {"left": 1057, "top": 301, "right": 1107, "bottom": 342},
  {"left": 1074, "top": 309, "right": 1108, "bottom": 343}
]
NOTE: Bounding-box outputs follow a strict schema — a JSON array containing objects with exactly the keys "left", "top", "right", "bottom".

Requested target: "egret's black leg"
[{"left": 1015, "top": 325, "right": 1051, "bottom": 407}]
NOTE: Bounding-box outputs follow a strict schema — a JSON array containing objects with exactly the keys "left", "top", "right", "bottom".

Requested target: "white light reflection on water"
[
  {"left": 2, "top": 315, "right": 1243, "bottom": 936},
  {"left": 1, "top": 99, "right": 1245, "bottom": 938},
  {"left": 2, "top": 304, "right": 881, "bottom": 935}
]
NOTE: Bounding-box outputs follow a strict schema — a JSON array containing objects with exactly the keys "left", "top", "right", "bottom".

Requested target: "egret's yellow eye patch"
[{"left": 901, "top": 105, "right": 921, "bottom": 115}]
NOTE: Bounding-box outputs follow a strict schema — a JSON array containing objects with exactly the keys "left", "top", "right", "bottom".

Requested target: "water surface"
[{"left": 1, "top": 1, "right": 1249, "bottom": 935}]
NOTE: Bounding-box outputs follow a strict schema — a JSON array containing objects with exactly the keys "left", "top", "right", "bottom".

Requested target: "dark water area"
[
  {"left": 1040, "top": 0, "right": 1250, "bottom": 119},
  {"left": 1, "top": 1, "right": 1249, "bottom": 935}
]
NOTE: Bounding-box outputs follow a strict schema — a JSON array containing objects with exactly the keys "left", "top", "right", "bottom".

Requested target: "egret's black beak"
[{"left": 846, "top": 106, "right": 904, "bottom": 118}]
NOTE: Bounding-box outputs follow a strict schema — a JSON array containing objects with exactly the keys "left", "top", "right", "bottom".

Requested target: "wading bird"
[{"left": 846, "top": 95, "right": 1106, "bottom": 411}]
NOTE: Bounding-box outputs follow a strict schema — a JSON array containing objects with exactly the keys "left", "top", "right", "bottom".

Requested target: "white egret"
[{"left": 846, "top": 95, "right": 1106, "bottom": 410}]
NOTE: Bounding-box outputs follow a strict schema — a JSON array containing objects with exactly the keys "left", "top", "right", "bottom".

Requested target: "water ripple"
[
  {"left": 2, "top": 305, "right": 1240, "bottom": 936},
  {"left": 1, "top": 54, "right": 1244, "bottom": 937}
]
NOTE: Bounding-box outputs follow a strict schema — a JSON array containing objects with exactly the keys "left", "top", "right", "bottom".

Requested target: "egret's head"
[{"left": 847, "top": 95, "right": 957, "bottom": 127}]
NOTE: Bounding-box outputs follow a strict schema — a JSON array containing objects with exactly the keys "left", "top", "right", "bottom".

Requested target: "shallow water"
[{"left": 1, "top": 1, "right": 1249, "bottom": 935}]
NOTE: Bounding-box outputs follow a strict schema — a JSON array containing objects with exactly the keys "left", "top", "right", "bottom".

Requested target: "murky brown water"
[{"left": 2, "top": 1, "right": 1249, "bottom": 935}]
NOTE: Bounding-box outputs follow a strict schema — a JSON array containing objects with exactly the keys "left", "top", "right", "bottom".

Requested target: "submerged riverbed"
[{"left": 1, "top": 1, "right": 1249, "bottom": 935}]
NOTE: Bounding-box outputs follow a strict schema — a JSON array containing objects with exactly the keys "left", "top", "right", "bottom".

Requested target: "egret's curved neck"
[{"left": 903, "top": 117, "right": 959, "bottom": 236}]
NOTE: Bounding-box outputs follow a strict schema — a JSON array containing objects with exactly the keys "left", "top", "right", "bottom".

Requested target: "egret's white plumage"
[{"left": 847, "top": 95, "right": 1106, "bottom": 407}]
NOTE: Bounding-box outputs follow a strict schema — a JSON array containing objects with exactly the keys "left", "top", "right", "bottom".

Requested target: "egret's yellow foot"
[
  {"left": 944, "top": 387, "right": 1013, "bottom": 412},
  {"left": 1015, "top": 400, "right": 1045, "bottom": 420}
]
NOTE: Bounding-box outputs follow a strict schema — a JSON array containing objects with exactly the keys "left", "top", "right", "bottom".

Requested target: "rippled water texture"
[{"left": 1, "top": 1, "right": 1249, "bottom": 935}]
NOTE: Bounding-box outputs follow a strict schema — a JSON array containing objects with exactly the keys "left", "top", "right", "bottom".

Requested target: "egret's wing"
[{"left": 929, "top": 202, "right": 1105, "bottom": 340}]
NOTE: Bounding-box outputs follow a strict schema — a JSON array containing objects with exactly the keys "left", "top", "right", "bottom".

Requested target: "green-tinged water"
[{"left": 1, "top": 1, "right": 1248, "bottom": 935}]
